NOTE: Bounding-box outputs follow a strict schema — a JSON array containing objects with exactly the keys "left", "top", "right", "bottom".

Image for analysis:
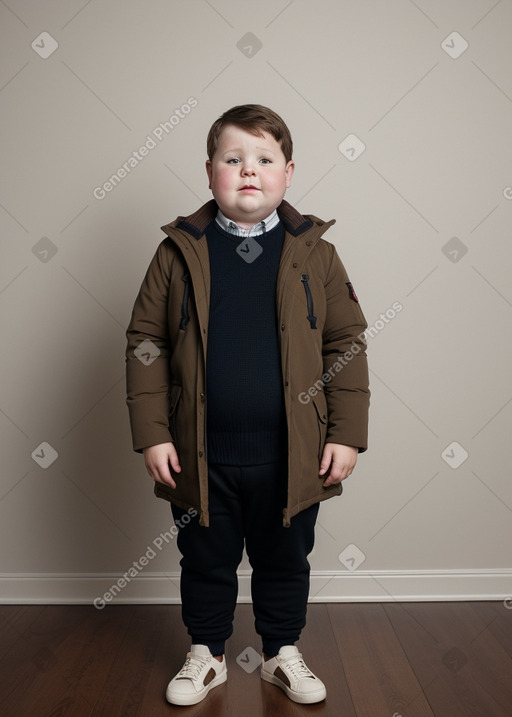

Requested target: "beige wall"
[{"left": 1, "top": 0, "right": 511, "bottom": 604}]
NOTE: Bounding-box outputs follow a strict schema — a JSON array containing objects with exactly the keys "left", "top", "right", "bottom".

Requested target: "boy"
[{"left": 125, "top": 105, "right": 370, "bottom": 706}]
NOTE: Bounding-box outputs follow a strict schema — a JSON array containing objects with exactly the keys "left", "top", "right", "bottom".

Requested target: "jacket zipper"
[
  {"left": 179, "top": 273, "right": 190, "bottom": 330},
  {"left": 301, "top": 274, "right": 317, "bottom": 329}
]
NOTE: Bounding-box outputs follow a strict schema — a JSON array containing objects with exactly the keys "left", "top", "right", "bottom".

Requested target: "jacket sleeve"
[
  {"left": 125, "top": 241, "right": 173, "bottom": 453},
  {"left": 322, "top": 243, "right": 370, "bottom": 452}
]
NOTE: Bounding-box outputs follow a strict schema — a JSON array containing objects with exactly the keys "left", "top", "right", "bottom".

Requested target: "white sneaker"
[
  {"left": 166, "top": 644, "right": 227, "bottom": 706},
  {"left": 261, "top": 645, "right": 326, "bottom": 704}
]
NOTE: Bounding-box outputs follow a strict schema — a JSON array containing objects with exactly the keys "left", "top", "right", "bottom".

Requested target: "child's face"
[{"left": 206, "top": 124, "right": 295, "bottom": 228}]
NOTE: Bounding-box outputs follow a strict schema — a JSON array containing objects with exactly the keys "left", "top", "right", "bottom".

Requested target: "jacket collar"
[{"left": 170, "top": 199, "right": 317, "bottom": 239}]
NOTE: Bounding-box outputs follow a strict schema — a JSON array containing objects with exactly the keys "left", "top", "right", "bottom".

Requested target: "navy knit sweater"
[{"left": 205, "top": 219, "right": 288, "bottom": 465}]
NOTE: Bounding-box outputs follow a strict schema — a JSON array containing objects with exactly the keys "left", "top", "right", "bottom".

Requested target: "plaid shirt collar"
[{"left": 215, "top": 208, "right": 280, "bottom": 237}]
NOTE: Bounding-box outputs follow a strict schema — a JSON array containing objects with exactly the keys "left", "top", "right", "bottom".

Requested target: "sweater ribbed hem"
[{"left": 207, "top": 428, "right": 287, "bottom": 466}]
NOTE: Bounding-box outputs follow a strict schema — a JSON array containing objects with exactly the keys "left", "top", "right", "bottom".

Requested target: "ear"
[
  {"left": 285, "top": 160, "right": 295, "bottom": 189},
  {"left": 205, "top": 159, "right": 213, "bottom": 189}
]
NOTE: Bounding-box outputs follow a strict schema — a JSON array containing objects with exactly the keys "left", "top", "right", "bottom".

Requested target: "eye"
[
  {"left": 259, "top": 158, "right": 272, "bottom": 164},
  {"left": 226, "top": 158, "right": 240, "bottom": 164}
]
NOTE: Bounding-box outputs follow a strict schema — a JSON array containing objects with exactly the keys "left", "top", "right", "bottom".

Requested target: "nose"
[{"left": 241, "top": 162, "right": 256, "bottom": 176}]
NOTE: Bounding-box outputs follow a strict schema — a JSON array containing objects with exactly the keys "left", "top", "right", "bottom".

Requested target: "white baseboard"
[{"left": 0, "top": 569, "right": 511, "bottom": 606}]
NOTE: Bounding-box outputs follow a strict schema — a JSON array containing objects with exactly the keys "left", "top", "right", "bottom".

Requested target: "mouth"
[{"left": 239, "top": 185, "right": 260, "bottom": 191}]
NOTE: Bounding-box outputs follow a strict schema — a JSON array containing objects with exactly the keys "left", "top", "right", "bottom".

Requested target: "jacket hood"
[{"left": 161, "top": 199, "right": 335, "bottom": 240}]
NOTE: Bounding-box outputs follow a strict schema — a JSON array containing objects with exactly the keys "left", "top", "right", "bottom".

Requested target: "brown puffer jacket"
[{"left": 126, "top": 199, "right": 370, "bottom": 526}]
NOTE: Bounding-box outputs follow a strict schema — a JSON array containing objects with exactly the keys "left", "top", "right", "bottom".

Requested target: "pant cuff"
[
  {"left": 191, "top": 638, "right": 226, "bottom": 657},
  {"left": 262, "top": 638, "right": 296, "bottom": 657}
]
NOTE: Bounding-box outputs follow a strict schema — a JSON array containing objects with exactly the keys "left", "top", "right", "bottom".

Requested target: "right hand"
[{"left": 143, "top": 442, "right": 181, "bottom": 489}]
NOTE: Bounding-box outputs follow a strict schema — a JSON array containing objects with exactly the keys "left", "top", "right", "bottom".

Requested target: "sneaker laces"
[
  {"left": 280, "top": 652, "right": 314, "bottom": 679},
  {"left": 177, "top": 653, "right": 209, "bottom": 680}
]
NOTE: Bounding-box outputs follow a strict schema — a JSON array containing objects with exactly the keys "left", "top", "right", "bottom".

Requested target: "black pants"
[{"left": 170, "top": 454, "right": 319, "bottom": 657}]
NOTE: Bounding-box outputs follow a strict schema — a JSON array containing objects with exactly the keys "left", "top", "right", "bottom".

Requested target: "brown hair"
[{"left": 206, "top": 104, "right": 293, "bottom": 162}]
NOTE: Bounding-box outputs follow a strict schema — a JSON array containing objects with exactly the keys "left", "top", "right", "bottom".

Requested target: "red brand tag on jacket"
[{"left": 346, "top": 282, "right": 359, "bottom": 303}]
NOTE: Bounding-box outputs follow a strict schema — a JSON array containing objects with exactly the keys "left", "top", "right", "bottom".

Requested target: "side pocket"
[
  {"left": 168, "top": 383, "right": 182, "bottom": 445},
  {"left": 312, "top": 393, "right": 328, "bottom": 463}
]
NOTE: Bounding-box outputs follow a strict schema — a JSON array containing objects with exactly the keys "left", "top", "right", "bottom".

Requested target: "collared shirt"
[{"left": 215, "top": 208, "right": 280, "bottom": 238}]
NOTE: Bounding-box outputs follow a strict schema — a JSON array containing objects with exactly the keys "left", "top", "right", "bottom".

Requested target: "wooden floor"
[{"left": 0, "top": 601, "right": 511, "bottom": 716}]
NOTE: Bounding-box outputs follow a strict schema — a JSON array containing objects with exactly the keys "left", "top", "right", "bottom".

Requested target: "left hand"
[{"left": 319, "top": 443, "right": 358, "bottom": 487}]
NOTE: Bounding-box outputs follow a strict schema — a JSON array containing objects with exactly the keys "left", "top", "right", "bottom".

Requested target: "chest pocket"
[
  {"left": 301, "top": 274, "right": 317, "bottom": 329},
  {"left": 179, "top": 273, "right": 190, "bottom": 331}
]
